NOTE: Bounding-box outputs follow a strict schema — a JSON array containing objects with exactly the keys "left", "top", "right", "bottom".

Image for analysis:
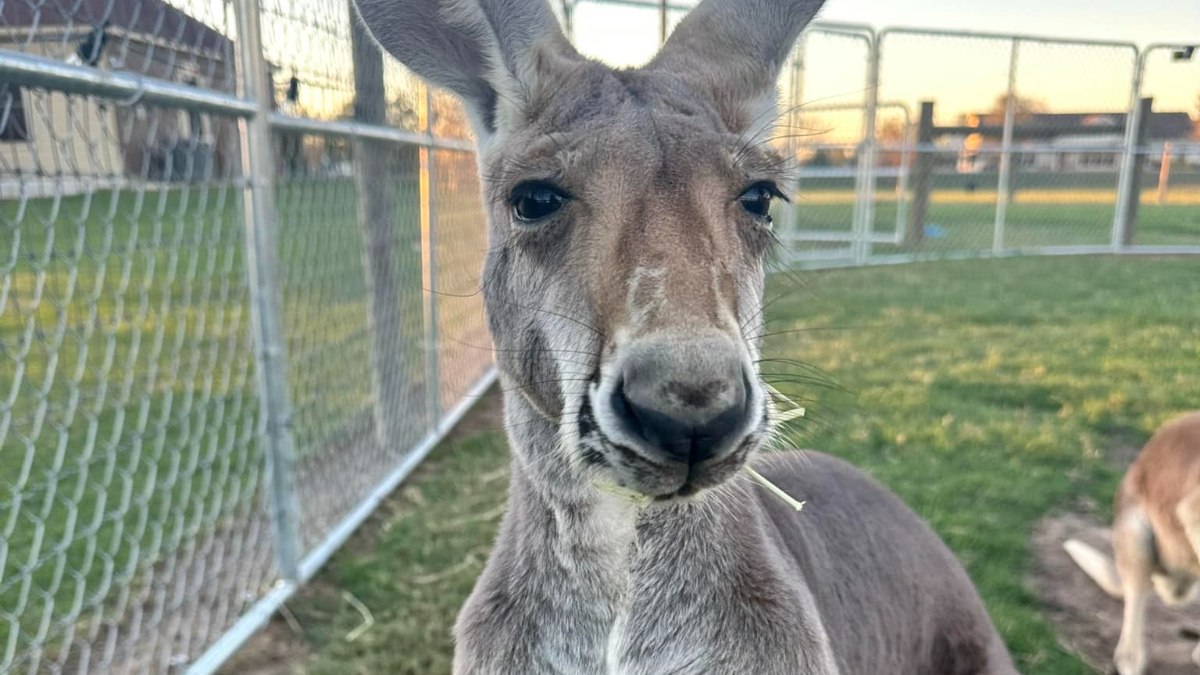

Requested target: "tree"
[
  {"left": 805, "top": 147, "right": 851, "bottom": 168},
  {"left": 875, "top": 117, "right": 908, "bottom": 168},
  {"left": 989, "top": 93, "right": 1048, "bottom": 116},
  {"left": 1193, "top": 94, "right": 1199, "bottom": 139}
]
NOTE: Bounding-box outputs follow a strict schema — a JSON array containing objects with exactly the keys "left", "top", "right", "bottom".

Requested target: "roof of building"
[
  {"left": 961, "top": 111, "right": 1195, "bottom": 141},
  {"left": 1, "top": 0, "right": 230, "bottom": 54}
]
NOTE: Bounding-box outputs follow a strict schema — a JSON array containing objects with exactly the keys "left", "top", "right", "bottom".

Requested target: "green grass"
[
  {"left": 786, "top": 188, "right": 1200, "bottom": 252},
  {"left": 262, "top": 256, "right": 1200, "bottom": 675}
]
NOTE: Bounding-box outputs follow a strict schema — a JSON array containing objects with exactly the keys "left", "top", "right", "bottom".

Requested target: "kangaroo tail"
[{"left": 1063, "top": 538, "right": 1123, "bottom": 599}]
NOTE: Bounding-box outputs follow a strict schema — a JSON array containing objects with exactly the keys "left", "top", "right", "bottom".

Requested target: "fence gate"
[
  {"left": 777, "top": 25, "right": 1199, "bottom": 267},
  {"left": 777, "top": 24, "right": 877, "bottom": 265}
]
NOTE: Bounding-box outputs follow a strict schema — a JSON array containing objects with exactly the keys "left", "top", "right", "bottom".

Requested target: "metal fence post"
[
  {"left": 419, "top": 88, "right": 443, "bottom": 427},
  {"left": 233, "top": 0, "right": 302, "bottom": 581},
  {"left": 852, "top": 32, "right": 880, "bottom": 264},
  {"left": 993, "top": 38, "right": 1019, "bottom": 254},
  {"left": 658, "top": 0, "right": 668, "bottom": 46},
  {"left": 560, "top": 0, "right": 575, "bottom": 41},
  {"left": 906, "top": 101, "right": 935, "bottom": 247},
  {"left": 1117, "top": 96, "right": 1154, "bottom": 247},
  {"left": 893, "top": 104, "right": 912, "bottom": 245},
  {"left": 350, "top": 5, "right": 412, "bottom": 450},
  {"left": 1112, "top": 47, "right": 1146, "bottom": 251}
]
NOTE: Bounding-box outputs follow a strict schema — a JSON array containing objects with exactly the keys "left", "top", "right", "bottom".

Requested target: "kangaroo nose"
[{"left": 608, "top": 336, "right": 752, "bottom": 464}]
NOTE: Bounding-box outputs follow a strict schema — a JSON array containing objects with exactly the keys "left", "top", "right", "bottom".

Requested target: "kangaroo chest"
[
  {"left": 525, "top": 502, "right": 839, "bottom": 675},
  {"left": 596, "top": 570, "right": 839, "bottom": 675}
]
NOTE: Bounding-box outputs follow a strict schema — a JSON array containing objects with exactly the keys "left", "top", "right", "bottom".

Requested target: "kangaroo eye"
[
  {"left": 511, "top": 182, "right": 568, "bottom": 222},
  {"left": 738, "top": 183, "right": 780, "bottom": 219}
]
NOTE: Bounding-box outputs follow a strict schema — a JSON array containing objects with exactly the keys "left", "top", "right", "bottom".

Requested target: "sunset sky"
[
  {"left": 206, "top": 0, "right": 1197, "bottom": 136},
  {"left": 571, "top": 0, "right": 1199, "bottom": 63},
  {"left": 569, "top": 0, "right": 1199, "bottom": 137}
]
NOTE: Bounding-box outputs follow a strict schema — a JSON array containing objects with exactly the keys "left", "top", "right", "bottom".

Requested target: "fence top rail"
[
  {"left": 268, "top": 113, "right": 477, "bottom": 152},
  {"left": 0, "top": 24, "right": 232, "bottom": 61},
  {"left": 0, "top": 46, "right": 256, "bottom": 116},
  {"left": 808, "top": 21, "right": 876, "bottom": 39},
  {"left": 801, "top": 100, "right": 911, "bottom": 114},
  {"left": 0, "top": 47, "right": 480, "bottom": 150},
  {"left": 1141, "top": 42, "right": 1200, "bottom": 63},
  {"left": 878, "top": 26, "right": 1139, "bottom": 54},
  {"left": 875, "top": 141, "right": 1181, "bottom": 154},
  {"left": 789, "top": 141, "right": 1188, "bottom": 154}
]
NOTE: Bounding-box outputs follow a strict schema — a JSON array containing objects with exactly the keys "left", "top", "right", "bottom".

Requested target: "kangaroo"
[
  {"left": 353, "top": 0, "right": 1018, "bottom": 672},
  {"left": 1064, "top": 411, "right": 1200, "bottom": 675}
]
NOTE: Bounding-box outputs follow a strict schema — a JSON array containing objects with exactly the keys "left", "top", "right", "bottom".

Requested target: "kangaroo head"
[{"left": 356, "top": 0, "right": 825, "bottom": 499}]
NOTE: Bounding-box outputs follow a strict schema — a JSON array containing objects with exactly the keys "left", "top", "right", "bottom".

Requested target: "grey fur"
[
  {"left": 352, "top": 0, "right": 1020, "bottom": 672},
  {"left": 352, "top": 0, "right": 575, "bottom": 133}
]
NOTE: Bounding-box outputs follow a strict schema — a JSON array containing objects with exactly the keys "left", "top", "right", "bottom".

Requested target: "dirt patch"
[
  {"left": 1031, "top": 512, "right": 1200, "bottom": 674},
  {"left": 215, "top": 605, "right": 314, "bottom": 675},
  {"left": 443, "top": 383, "right": 505, "bottom": 443},
  {"left": 1103, "top": 439, "right": 1145, "bottom": 471}
]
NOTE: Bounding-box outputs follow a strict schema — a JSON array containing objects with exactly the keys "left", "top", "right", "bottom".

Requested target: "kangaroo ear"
[
  {"left": 352, "top": 0, "right": 577, "bottom": 139},
  {"left": 648, "top": 0, "right": 826, "bottom": 132}
]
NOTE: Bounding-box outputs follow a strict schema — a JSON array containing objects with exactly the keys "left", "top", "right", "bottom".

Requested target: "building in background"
[
  {"left": 0, "top": 0, "right": 239, "bottom": 197},
  {"left": 955, "top": 110, "right": 1196, "bottom": 173}
]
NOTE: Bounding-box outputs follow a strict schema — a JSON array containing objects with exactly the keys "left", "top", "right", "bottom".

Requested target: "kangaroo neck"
[{"left": 482, "top": 390, "right": 836, "bottom": 674}]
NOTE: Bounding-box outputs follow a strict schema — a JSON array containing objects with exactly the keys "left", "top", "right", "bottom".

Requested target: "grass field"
[
  {"left": 238, "top": 256, "right": 1200, "bottom": 675},
  {"left": 788, "top": 187, "right": 1200, "bottom": 252}
]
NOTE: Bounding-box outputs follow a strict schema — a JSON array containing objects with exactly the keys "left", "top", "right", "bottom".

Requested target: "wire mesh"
[
  {"left": 431, "top": 149, "right": 489, "bottom": 415},
  {"left": 272, "top": 133, "right": 428, "bottom": 551},
  {"left": 1134, "top": 47, "right": 1200, "bottom": 247},
  {"left": 783, "top": 29, "right": 1191, "bottom": 262},
  {"left": 0, "top": 0, "right": 493, "bottom": 671},
  {"left": 780, "top": 28, "right": 873, "bottom": 261},
  {"left": 999, "top": 41, "right": 1134, "bottom": 250},
  {"left": 0, "top": 90, "right": 273, "bottom": 673}
]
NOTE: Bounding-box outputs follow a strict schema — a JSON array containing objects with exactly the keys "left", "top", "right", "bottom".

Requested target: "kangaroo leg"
[
  {"left": 1181, "top": 487, "right": 1200, "bottom": 667},
  {"left": 1151, "top": 571, "right": 1195, "bottom": 606},
  {"left": 1178, "top": 488, "right": 1200, "bottom": 553},
  {"left": 1112, "top": 509, "right": 1155, "bottom": 675},
  {"left": 1160, "top": 488, "right": 1200, "bottom": 606}
]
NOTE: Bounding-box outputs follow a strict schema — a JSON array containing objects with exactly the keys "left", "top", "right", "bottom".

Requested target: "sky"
[
  {"left": 572, "top": 0, "right": 1200, "bottom": 62},
  {"left": 816, "top": 0, "right": 1200, "bottom": 47},
  {"left": 568, "top": 0, "right": 1200, "bottom": 136},
  {"left": 181, "top": 0, "right": 1197, "bottom": 134}
]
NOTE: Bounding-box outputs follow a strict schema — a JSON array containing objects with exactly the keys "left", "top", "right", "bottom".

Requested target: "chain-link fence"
[
  {"left": 778, "top": 26, "right": 1200, "bottom": 266},
  {"left": 1, "top": 0, "right": 1198, "bottom": 672},
  {"left": 559, "top": 0, "right": 1199, "bottom": 264},
  {"left": 0, "top": 0, "right": 492, "bottom": 672}
]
